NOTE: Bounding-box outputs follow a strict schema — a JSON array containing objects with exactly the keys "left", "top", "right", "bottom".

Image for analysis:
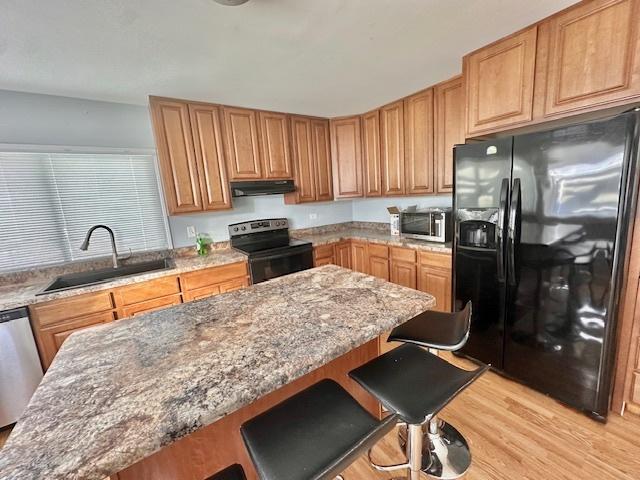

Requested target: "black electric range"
[{"left": 229, "top": 218, "right": 313, "bottom": 284}]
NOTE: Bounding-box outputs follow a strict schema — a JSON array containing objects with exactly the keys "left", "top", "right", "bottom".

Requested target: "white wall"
[
  {"left": 351, "top": 195, "right": 452, "bottom": 223},
  {"left": 0, "top": 89, "right": 154, "bottom": 149},
  {"left": 169, "top": 196, "right": 353, "bottom": 247}
]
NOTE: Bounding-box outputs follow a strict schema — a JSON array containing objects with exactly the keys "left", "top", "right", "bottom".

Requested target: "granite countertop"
[
  {"left": 0, "top": 249, "right": 247, "bottom": 311},
  {"left": 0, "top": 265, "right": 435, "bottom": 480},
  {"left": 293, "top": 228, "right": 452, "bottom": 254}
]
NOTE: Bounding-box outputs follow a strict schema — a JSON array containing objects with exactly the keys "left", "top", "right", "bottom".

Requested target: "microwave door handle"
[{"left": 497, "top": 178, "right": 509, "bottom": 283}]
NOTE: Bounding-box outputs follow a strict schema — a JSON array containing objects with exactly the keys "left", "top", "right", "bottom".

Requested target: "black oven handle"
[{"left": 250, "top": 247, "right": 312, "bottom": 263}]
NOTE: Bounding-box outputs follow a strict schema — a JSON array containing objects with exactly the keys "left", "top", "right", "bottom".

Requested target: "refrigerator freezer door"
[
  {"left": 505, "top": 115, "right": 630, "bottom": 417},
  {"left": 454, "top": 138, "right": 512, "bottom": 368}
]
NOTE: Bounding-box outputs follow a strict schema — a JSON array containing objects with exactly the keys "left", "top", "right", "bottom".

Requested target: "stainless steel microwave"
[{"left": 400, "top": 208, "right": 452, "bottom": 243}]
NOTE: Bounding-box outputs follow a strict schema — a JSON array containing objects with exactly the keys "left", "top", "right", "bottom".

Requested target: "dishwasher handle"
[{"left": 0, "top": 307, "right": 29, "bottom": 323}]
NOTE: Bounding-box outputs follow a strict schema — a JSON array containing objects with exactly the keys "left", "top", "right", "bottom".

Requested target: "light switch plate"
[
  {"left": 186, "top": 226, "right": 196, "bottom": 238},
  {"left": 309, "top": 213, "right": 318, "bottom": 220}
]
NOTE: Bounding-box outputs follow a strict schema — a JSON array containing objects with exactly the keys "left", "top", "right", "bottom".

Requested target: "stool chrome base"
[{"left": 398, "top": 418, "right": 471, "bottom": 479}]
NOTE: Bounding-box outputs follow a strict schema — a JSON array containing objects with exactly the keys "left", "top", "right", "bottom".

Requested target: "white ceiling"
[{"left": 1, "top": 0, "right": 577, "bottom": 117}]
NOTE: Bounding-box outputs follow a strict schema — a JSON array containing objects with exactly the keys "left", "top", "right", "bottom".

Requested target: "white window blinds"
[{"left": 0, "top": 151, "right": 171, "bottom": 273}]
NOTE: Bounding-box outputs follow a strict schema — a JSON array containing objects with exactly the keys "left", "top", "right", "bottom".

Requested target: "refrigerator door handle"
[
  {"left": 497, "top": 178, "right": 510, "bottom": 283},
  {"left": 507, "top": 178, "right": 521, "bottom": 286}
]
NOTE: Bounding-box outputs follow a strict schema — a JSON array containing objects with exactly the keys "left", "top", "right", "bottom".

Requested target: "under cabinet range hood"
[{"left": 230, "top": 180, "right": 296, "bottom": 197}]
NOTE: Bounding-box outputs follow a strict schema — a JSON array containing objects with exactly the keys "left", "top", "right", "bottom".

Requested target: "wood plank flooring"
[
  {"left": 1, "top": 353, "right": 639, "bottom": 479},
  {"left": 344, "top": 353, "right": 640, "bottom": 479}
]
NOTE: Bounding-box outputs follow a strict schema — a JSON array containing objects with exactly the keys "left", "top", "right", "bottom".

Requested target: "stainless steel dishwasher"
[{"left": 0, "top": 307, "right": 43, "bottom": 428}]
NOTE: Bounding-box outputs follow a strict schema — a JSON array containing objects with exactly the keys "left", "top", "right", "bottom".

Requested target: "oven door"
[
  {"left": 400, "top": 213, "right": 432, "bottom": 238},
  {"left": 249, "top": 245, "right": 314, "bottom": 283}
]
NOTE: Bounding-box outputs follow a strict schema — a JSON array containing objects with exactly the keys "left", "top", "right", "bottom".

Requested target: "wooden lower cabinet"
[
  {"left": 35, "top": 311, "right": 115, "bottom": 369},
  {"left": 390, "top": 261, "right": 417, "bottom": 289},
  {"left": 368, "top": 244, "right": 390, "bottom": 281},
  {"left": 313, "top": 243, "right": 336, "bottom": 266},
  {"left": 219, "top": 277, "right": 249, "bottom": 293},
  {"left": 351, "top": 241, "right": 368, "bottom": 274},
  {"left": 418, "top": 265, "right": 451, "bottom": 312},
  {"left": 335, "top": 241, "right": 352, "bottom": 268}
]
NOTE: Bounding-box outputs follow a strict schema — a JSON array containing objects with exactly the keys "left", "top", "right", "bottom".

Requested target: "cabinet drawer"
[
  {"left": 121, "top": 294, "right": 182, "bottom": 318},
  {"left": 368, "top": 243, "right": 389, "bottom": 259},
  {"left": 418, "top": 251, "right": 451, "bottom": 269},
  {"left": 219, "top": 277, "right": 249, "bottom": 293},
  {"left": 632, "top": 372, "right": 640, "bottom": 406},
  {"left": 314, "top": 244, "right": 335, "bottom": 259},
  {"left": 390, "top": 246, "right": 416, "bottom": 263},
  {"left": 181, "top": 262, "right": 248, "bottom": 291},
  {"left": 33, "top": 290, "right": 115, "bottom": 327},
  {"left": 183, "top": 284, "right": 221, "bottom": 302},
  {"left": 116, "top": 276, "right": 180, "bottom": 306}
]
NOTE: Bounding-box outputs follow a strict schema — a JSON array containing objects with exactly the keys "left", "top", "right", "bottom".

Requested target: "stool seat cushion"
[
  {"left": 349, "top": 344, "right": 488, "bottom": 425},
  {"left": 206, "top": 464, "right": 246, "bottom": 480},
  {"left": 241, "top": 379, "right": 397, "bottom": 480},
  {"left": 388, "top": 302, "right": 471, "bottom": 350}
]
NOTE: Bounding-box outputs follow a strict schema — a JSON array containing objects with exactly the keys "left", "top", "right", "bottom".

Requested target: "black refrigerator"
[{"left": 453, "top": 110, "right": 640, "bottom": 420}]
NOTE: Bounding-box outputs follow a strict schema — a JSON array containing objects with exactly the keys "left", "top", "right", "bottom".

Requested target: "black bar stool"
[
  {"left": 206, "top": 464, "right": 246, "bottom": 480},
  {"left": 240, "top": 379, "right": 398, "bottom": 480},
  {"left": 349, "top": 301, "right": 488, "bottom": 479}
]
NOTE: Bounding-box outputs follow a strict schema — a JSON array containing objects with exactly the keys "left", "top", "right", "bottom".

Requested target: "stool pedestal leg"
[{"left": 398, "top": 416, "right": 471, "bottom": 479}]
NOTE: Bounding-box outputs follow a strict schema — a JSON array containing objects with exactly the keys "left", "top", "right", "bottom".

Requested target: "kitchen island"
[{"left": 0, "top": 265, "right": 435, "bottom": 480}]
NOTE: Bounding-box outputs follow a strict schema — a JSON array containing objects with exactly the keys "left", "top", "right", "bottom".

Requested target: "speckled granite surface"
[
  {"left": 0, "top": 266, "right": 434, "bottom": 480},
  {"left": 292, "top": 225, "right": 452, "bottom": 253},
  {"left": 0, "top": 248, "right": 246, "bottom": 311}
]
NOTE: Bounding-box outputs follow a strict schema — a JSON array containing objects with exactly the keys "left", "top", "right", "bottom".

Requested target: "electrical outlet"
[
  {"left": 186, "top": 226, "right": 196, "bottom": 238},
  {"left": 309, "top": 213, "right": 318, "bottom": 220}
]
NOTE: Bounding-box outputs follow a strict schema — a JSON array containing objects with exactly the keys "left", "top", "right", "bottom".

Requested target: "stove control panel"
[{"left": 228, "top": 218, "right": 288, "bottom": 236}]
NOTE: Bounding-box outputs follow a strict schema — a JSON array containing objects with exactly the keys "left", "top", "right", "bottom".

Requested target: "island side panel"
[{"left": 115, "top": 339, "right": 380, "bottom": 480}]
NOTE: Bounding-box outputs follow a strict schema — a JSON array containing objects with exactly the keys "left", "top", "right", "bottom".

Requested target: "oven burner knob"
[
  {"left": 241, "top": 226, "right": 247, "bottom": 231},
  {"left": 275, "top": 221, "right": 280, "bottom": 226},
  {"left": 233, "top": 227, "right": 238, "bottom": 232}
]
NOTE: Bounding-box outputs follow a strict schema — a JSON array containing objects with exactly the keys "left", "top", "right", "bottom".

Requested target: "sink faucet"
[{"left": 80, "top": 225, "right": 121, "bottom": 268}]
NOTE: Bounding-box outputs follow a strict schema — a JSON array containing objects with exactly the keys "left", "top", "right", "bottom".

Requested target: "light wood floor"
[
  {"left": 2, "top": 355, "right": 639, "bottom": 479},
  {"left": 344, "top": 353, "right": 640, "bottom": 479}
]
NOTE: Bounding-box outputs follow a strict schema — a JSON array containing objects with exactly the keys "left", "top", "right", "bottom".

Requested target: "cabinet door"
[
  {"left": 258, "top": 111, "right": 293, "bottom": 179},
  {"left": 219, "top": 277, "right": 249, "bottom": 293},
  {"left": 335, "top": 242, "right": 353, "bottom": 269},
  {"left": 539, "top": 0, "right": 640, "bottom": 117},
  {"left": 38, "top": 311, "right": 115, "bottom": 369},
  {"left": 149, "top": 97, "right": 203, "bottom": 214},
  {"left": 288, "top": 116, "right": 316, "bottom": 203},
  {"left": 361, "top": 110, "right": 382, "bottom": 197},
  {"left": 312, "top": 119, "right": 333, "bottom": 201},
  {"left": 188, "top": 103, "right": 232, "bottom": 211},
  {"left": 390, "top": 261, "right": 417, "bottom": 289},
  {"left": 380, "top": 101, "right": 405, "bottom": 196},
  {"left": 314, "top": 244, "right": 336, "bottom": 266},
  {"left": 223, "top": 107, "right": 262, "bottom": 180},
  {"left": 330, "top": 116, "right": 363, "bottom": 198},
  {"left": 351, "top": 242, "right": 369, "bottom": 274},
  {"left": 404, "top": 89, "right": 434, "bottom": 195},
  {"left": 464, "top": 26, "right": 538, "bottom": 136},
  {"left": 434, "top": 76, "right": 464, "bottom": 194},
  {"left": 369, "top": 256, "right": 390, "bottom": 281},
  {"left": 418, "top": 265, "right": 452, "bottom": 312}
]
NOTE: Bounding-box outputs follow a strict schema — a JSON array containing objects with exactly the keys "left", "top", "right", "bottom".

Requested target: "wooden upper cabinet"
[
  {"left": 537, "top": 0, "right": 640, "bottom": 117},
  {"left": 361, "top": 110, "right": 382, "bottom": 197},
  {"left": 380, "top": 101, "right": 405, "bottom": 196},
  {"left": 330, "top": 116, "right": 363, "bottom": 198},
  {"left": 188, "top": 103, "right": 232, "bottom": 211},
  {"left": 404, "top": 89, "right": 434, "bottom": 195},
  {"left": 149, "top": 98, "right": 203, "bottom": 214},
  {"left": 288, "top": 116, "right": 316, "bottom": 203},
  {"left": 311, "top": 119, "right": 333, "bottom": 201},
  {"left": 434, "top": 76, "right": 464, "bottom": 194},
  {"left": 258, "top": 111, "right": 293, "bottom": 178},
  {"left": 464, "top": 26, "right": 538, "bottom": 136},
  {"left": 223, "top": 106, "right": 262, "bottom": 180}
]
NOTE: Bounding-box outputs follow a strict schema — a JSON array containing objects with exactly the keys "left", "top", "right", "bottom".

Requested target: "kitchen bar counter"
[
  {"left": 0, "top": 265, "right": 435, "bottom": 480},
  {"left": 0, "top": 248, "right": 247, "bottom": 311}
]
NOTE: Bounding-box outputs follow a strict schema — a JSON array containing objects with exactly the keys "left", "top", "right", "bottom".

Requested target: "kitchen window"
[{"left": 0, "top": 148, "right": 172, "bottom": 273}]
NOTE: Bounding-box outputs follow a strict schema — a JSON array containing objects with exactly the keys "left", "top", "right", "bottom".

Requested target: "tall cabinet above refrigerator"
[{"left": 453, "top": 110, "right": 640, "bottom": 420}]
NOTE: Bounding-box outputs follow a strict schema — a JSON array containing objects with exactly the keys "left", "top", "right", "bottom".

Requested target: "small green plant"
[{"left": 195, "top": 233, "right": 210, "bottom": 256}]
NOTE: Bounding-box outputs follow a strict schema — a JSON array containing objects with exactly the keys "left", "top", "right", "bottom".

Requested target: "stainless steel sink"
[{"left": 38, "top": 259, "right": 173, "bottom": 295}]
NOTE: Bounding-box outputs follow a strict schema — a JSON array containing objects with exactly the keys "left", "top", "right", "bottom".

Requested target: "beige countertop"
[
  {"left": 0, "top": 266, "right": 435, "bottom": 480},
  {"left": 0, "top": 249, "right": 247, "bottom": 311}
]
